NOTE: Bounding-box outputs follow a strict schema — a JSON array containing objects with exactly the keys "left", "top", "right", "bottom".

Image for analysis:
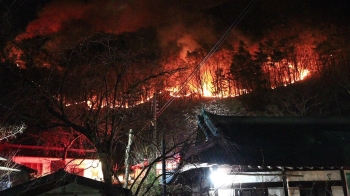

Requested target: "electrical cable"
[
  {"left": 156, "top": 0, "right": 258, "bottom": 118},
  {"left": 138, "top": 0, "right": 258, "bottom": 134}
]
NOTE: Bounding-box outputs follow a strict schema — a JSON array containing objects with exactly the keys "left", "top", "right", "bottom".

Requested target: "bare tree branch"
[{"left": 0, "top": 124, "right": 26, "bottom": 141}]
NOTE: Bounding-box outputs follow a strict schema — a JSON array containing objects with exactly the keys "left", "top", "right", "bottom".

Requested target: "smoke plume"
[{"left": 16, "top": 0, "right": 244, "bottom": 56}]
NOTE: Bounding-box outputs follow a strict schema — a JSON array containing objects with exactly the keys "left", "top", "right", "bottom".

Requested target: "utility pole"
[
  {"left": 152, "top": 93, "right": 158, "bottom": 148},
  {"left": 124, "top": 129, "right": 133, "bottom": 188},
  {"left": 162, "top": 134, "right": 166, "bottom": 196},
  {"left": 152, "top": 92, "right": 166, "bottom": 195}
]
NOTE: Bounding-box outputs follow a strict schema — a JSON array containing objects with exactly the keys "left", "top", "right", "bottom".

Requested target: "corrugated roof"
[{"left": 185, "top": 109, "right": 350, "bottom": 168}]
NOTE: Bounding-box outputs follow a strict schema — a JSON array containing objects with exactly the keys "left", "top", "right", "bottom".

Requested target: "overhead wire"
[
  {"left": 138, "top": 0, "right": 258, "bottom": 134},
  {"left": 156, "top": 0, "right": 258, "bottom": 118}
]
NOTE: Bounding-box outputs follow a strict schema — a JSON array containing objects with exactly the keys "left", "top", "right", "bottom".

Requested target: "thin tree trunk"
[
  {"left": 124, "top": 129, "right": 133, "bottom": 188},
  {"left": 100, "top": 152, "right": 113, "bottom": 184}
]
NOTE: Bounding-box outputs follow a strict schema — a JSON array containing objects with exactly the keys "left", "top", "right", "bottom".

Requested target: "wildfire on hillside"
[
  {"left": 6, "top": 38, "right": 312, "bottom": 109},
  {"left": 4, "top": 0, "right": 318, "bottom": 109},
  {"left": 166, "top": 61, "right": 310, "bottom": 98}
]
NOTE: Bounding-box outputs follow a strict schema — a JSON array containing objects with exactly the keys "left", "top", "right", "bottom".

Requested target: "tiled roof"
[
  {"left": 185, "top": 109, "right": 350, "bottom": 168},
  {"left": 0, "top": 169, "right": 131, "bottom": 196}
]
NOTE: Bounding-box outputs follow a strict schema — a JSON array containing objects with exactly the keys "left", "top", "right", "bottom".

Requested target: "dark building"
[
  {"left": 177, "top": 108, "right": 350, "bottom": 196},
  {"left": 0, "top": 169, "right": 131, "bottom": 196},
  {"left": 0, "top": 157, "right": 36, "bottom": 191}
]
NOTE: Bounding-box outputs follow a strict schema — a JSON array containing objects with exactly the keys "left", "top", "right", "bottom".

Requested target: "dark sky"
[{"left": 1, "top": 0, "right": 349, "bottom": 54}]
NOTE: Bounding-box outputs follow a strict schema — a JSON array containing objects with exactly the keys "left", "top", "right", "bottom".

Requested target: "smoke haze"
[{"left": 17, "top": 0, "right": 243, "bottom": 55}]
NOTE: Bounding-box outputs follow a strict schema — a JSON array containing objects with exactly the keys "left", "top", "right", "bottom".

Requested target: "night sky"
[{"left": 2, "top": 0, "right": 349, "bottom": 53}]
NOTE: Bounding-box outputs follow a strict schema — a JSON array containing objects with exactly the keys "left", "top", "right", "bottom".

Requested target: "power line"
[
  {"left": 138, "top": 0, "right": 257, "bottom": 134},
  {"left": 156, "top": 0, "right": 258, "bottom": 118}
]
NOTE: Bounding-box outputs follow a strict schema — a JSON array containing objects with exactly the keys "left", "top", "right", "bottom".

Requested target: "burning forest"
[
  {"left": 0, "top": 0, "right": 350, "bottom": 192},
  {"left": 2, "top": 0, "right": 334, "bottom": 107}
]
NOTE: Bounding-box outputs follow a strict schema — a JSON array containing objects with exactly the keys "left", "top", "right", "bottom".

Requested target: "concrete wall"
[
  {"left": 13, "top": 156, "right": 103, "bottom": 180},
  {"left": 210, "top": 169, "right": 345, "bottom": 196}
]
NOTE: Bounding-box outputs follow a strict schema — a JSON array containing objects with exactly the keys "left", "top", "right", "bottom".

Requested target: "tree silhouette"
[{"left": 0, "top": 30, "right": 183, "bottom": 186}]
